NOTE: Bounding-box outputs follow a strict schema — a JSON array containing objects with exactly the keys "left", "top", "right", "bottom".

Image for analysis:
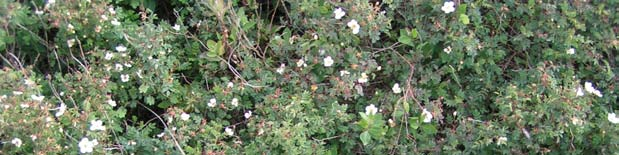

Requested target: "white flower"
[
  {"left": 78, "top": 138, "right": 98, "bottom": 153},
  {"left": 108, "top": 7, "right": 116, "bottom": 15},
  {"left": 100, "top": 15, "right": 108, "bottom": 21},
  {"left": 608, "top": 113, "right": 619, "bottom": 124},
  {"left": 67, "top": 39, "right": 76, "bottom": 48},
  {"left": 422, "top": 109, "right": 433, "bottom": 123},
  {"left": 24, "top": 79, "right": 35, "bottom": 86},
  {"left": 571, "top": 117, "right": 583, "bottom": 126},
  {"left": 31, "top": 94, "right": 45, "bottom": 102},
  {"left": 296, "top": 59, "right": 306, "bottom": 67},
  {"left": 89, "top": 120, "right": 106, "bottom": 131},
  {"left": 225, "top": 127, "right": 234, "bottom": 136},
  {"left": 55, "top": 103, "right": 66, "bottom": 117},
  {"left": 107, "top": 99, "right": 117, "bottom": 107},
  {"left": 227, "top": 82, "right": 234, "bottom": 88},
  {"left": 347, "top": 19, "right": 360, "bottom": 34},
  {"left": 313, "top": 33, "right": 319, "bottom": 40},
  {"left": 11, "top": 138, "right": 22, "bottom": 148},
  {"left": 584, "top": 81, "right": 603, "bottom": 97},
  {"left": 323, "top": 56, "right": 334, "bottom": 67},
  {"left": 35, "top": 10, "right": 44, "bottom": 15},
  {"left": 104, "top": 52, "right": 114, "bottom": 60},
  {"left": 45, "top": 0, "right": 55, "bottom": 8},
  {"left": 567, "top": 48, "right": 575, "bottom": 55},
  {"left": 365, "top": 104, "right": 378, "bottom": 115},
  {"left": 591, "top": 90, "right": 603, "bottom": 97},
  {"left": 115, "top": 45, "right": 127, "bottom": 52},
  {"left": 340, "top": 70, "right": 350, "bottom": 76},
  {"left": 443, "top": 46, "right": 452, "bottom": 54},
  {"left": 333, "top": 8, "right": 346, "bottom": 19},
  {"left": 208, "top": 98, "right": 217, "bottom": 107},
  {"left": 388, "top": 119, "right": 395, "bottom": 127},
  {"left": 95, "top": 25, "right": 102, "bottom": 33},
  {"left": 231, "top": 98, "right": 239, "bottom": 107},
  {"left": 13, "top": 91, "right": 23, "bottom": 95},
  {"left": 584, "top": 82, "right": 594, "bottom": 92},
  {"left": 377, "top": 66, "right": 382, "bottom": 71},
  {"left": 441, "top": 1, "right": 456, "bottom": 14},
  {"left": 156, "top": 132, "right": 165, "bottom": 138},
  {"left": 136, "top": 70, "right": 143, "bottom": 79},
  {"left": 172, "top": 24, "right": 181, "bottom": 31},
  {"left": 120, "top": 74, "right": 130, "bottom": 82},
  {"left": 392, "top": 83, "right": 402, "bottom": 94},
  {"left": 358, "top": 73, "right": 369, "bottom": 83},
  {"left": 276, "top": 64, "right": 285, "bottom": 74},
  {"left": 111, "top": 18, "right": 121, "bottom": 26},
  {"left": 496, "top": 137, "right": 507, "bottom": 145},
  {"left": 244, "top": 110, "right": 252, "bottom": 119},
  {"left": 30, "top": 135, "right": 37, "bottom": 141},
  {"left": 180, "top": 112, "right": 190, "bottom": 121},
  {"left": 124, "top": 63, "right": 132, "bottom": 68},
  {"left": 575, "top": 87, "right": 584, "bottom": 97},
  {"left": 115, "top": 63, "right": 124, "bottom": 71},
  {"left": 68, "top": 24, "right": 74, "bottom": 30}
]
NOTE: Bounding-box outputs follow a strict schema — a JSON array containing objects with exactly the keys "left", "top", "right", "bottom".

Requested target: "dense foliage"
[{"left": 1, "top": 0, "right": 618, "bottom": 154}]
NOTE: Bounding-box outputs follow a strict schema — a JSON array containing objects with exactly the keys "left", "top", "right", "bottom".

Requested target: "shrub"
[{"left": 1, "top": 0, "right": 618, "bottom": 154}]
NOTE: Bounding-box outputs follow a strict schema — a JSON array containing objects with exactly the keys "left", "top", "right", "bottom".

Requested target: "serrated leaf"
[
  {"left": 360, "top": 131, "right": 371, "bottom": 145},
  {"left": 146, "top": 96, "right": 155, "bottom": 105},
  {"left": 139, "top": 84, "right": 149, "bottom": 94},
  {"left": 459, "top": 14, "right": 470, "bottom": 25},
  {"left": 398, "top": 29, "right": 414, "bottom": 47}
]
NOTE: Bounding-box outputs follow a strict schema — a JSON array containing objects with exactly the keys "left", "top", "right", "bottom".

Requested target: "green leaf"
[
  {"left": 369, "top": 126, "right": 386, "bottom": 137},
  {"left": 327, "top": 145, "right": 338, "bottom": 155},
  {"left": 360, "top": 131, "right": 371, "bottom": 145},
  {"left": 206, "top": 40, "right": 224, "bottom": 57},
  {"left": 403, "top": 101, "right": 410, "bottom": 114},
  {"left": 457, "top": 4, "right": 467, "bottom": 15},
  {"left": 410, "top": 28, "right": 418, "bottom": 39},
  {"left": 421, "top": 124, "right": 438, "bottom": 135},
  {"left": 0, "top": 29, "right": 6, "bottom": 51},
  {"left": 459, "top": 14, "right": 470, "bottom": 25},
  {"left": 116, "top": 108, "right": 127, "bottom": 119},
  {"left": 139, "top": 84, "right": 150, "bottom": 94},
  {"left": 146, "top": 96, "right": 155, "bottom": 105},
  {"left": 409, "top": 117, "right": 420, "bottom": 130},
  {"left": 207, "top": 40, "right": 216, "bottom": 49},
  {"left": 398, "top": 29, "right": 414, "bottom": 47}
]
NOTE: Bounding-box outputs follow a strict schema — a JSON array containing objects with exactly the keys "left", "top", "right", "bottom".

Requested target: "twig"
[
  {"left": 8, "top": 52, "right": 24, "bottom": 70},
  {"left": 137, "top": 102, "right": 186, "bottom": 155},
  {"left": 219, "top": 57, "right": 265, "bottom": 88},
  {"left": 311, "top": 133, "right": 346, "bottom": 142}
]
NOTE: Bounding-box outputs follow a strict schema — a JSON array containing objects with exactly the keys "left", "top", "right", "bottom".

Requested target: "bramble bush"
[{"left": 1, "top": 0, "right": 618, "bottom": 154}]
